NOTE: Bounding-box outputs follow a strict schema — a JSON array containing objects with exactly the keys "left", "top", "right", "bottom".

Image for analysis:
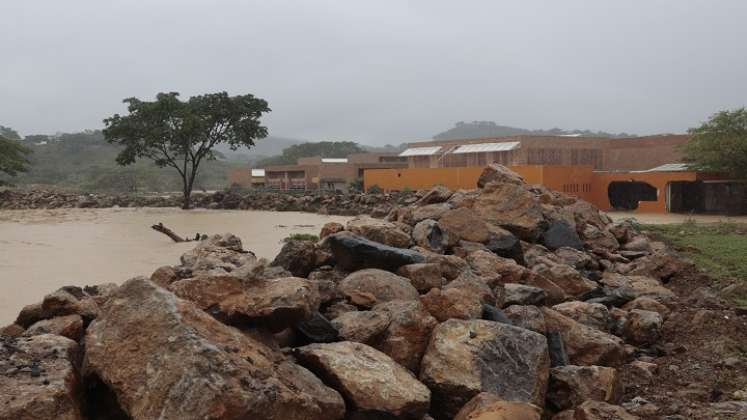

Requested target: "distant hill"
[
  {"left": 214, "top": 135, "right": 305, "bottom": 162},
  {"left": 433, "top": 121, "right": 634, "bottom": 140}
]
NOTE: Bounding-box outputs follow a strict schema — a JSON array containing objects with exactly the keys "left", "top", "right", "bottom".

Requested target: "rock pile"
[
  {"left": 0, "top": 188, "right": 417, "bottom": 216},
  {"left": 1, "top": 165, "right": 692, "bottom": 419}
]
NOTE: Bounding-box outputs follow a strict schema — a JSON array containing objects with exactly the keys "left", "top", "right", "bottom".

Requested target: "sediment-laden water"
[{"left": 0, "top": 208, "right": 350, "bottom": 324}]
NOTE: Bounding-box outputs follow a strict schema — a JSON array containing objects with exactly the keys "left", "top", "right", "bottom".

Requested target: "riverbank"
[{"left": 0, "top": 188, "right": 417, "bottom": 216}]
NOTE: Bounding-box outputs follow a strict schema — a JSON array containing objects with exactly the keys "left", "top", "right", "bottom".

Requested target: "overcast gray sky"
[{"left": 2, "top": 1, "right": 746, "bottom": 144}]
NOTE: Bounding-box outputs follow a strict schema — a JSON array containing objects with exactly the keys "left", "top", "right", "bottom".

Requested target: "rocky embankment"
[
  {"left": 2, "top": 164, "right": 745, "bottom": 419},
  {"left": 0, "top": 188, "right": 415, "bottom": 216}
]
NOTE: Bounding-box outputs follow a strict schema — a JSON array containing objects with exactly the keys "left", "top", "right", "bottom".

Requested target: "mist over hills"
[{"left": 432, "top": 121, "right": 635, "bottom": 140}]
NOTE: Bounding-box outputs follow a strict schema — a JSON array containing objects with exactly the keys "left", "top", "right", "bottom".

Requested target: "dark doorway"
[
  {"left": 608, "top": 181, "right": 658, "bottom": 210},
  {"left": 667, "top": 181, "right": 703, "bottom": 213}
]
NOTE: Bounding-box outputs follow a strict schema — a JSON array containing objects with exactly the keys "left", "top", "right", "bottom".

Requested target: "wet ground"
[{"left": 608, "top": 212, "right": 747, "bottom": 225}]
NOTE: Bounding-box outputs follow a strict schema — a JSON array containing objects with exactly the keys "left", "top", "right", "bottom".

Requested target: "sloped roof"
[
  {"left": 638, "top": 163, "right": 691, "bottom": 172},
  {"left": 452, "top": 141, "right": 520, "bottom": 154},
  {"left": 321, "top": 158, "right": 349, "bottom": 163},
  {"left": 399, "top": 146, "right": 442, "bottom": 157}
]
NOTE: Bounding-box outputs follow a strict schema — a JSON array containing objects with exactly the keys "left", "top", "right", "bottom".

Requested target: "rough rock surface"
[
  {"left": 420, "top": 287, "right": 483, "bottom": 322},
  {"left": 326, "top": 232, "right": 425, "bottom": 271},
  {"left": 0, "top": 334, "right": 84, "bottom": 420},
  {"left": 22, "top": 314, "right": 84, "bottom": 341},
  {"left": 454, "top": 392, "right": 542, "bottom": 420},
  {"left": 330, "top": 310, "right": 391, "bottom": 344},
  {"left": 419, "top": 319, "right": 550, "bottom": 419},
  {"left": 542, "top": 308, "right": 626, "bottom": 367},
  {"left": 339, "top": 269, "right": 419, "bottom": 308},
  {"left": 294, "top": 342, "right": 431, "bottom": 419},
  {"left": 547, "top": 365, "right": 622, "bottom": 411},
  {"left": 347, "top": 216, "right": 413, "bottom": 248},
  {"left": 84, "top": 278, "right": 345, "bottom": 420},
  {"left": 372, "top": 300, "right": 438, "bottom": 372}
]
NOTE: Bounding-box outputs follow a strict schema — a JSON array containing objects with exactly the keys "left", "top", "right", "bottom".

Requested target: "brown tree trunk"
[{"left": 151, "top": 223, "right": 186, "bottom": 242}]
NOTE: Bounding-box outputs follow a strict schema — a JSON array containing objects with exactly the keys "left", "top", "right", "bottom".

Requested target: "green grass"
[{"left": 642, "top": 221, "right": 747, "bottom": 282}]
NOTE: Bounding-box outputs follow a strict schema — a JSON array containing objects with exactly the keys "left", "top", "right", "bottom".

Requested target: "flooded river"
[{"left": 0, "top": 208, "right": 350, "bottom": 324}]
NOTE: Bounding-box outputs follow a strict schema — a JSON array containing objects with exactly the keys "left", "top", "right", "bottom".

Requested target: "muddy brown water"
[{"left": 0, "top": 208, "right": 350, "bottom": 324}]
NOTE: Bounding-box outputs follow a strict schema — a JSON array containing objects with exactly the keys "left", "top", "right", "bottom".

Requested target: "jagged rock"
[
  {"left": 416, "top": 185, "right": 454, "bottom": 205},
  {"left": 232, "top": 257, "right": 293, "bottom": 281},
  {"left": 150, "top": 265, "right": 179, "bottom": 288},
  {"left": 412, "top": 219, "right": 449, "bottom": 253},
  {"left": 326, "top": 232, "right": 425, "bottom": 271},
  {"left": 179, "top": 233, "right": 252, "bottom": 274},
  {"left": 504, "top": 283, "right": 547, "bottom": 306},
  {"left": 412, "top": 202, "right": 452, "bottom": 222},
  {"left": 599, "top": 273, "right": 675, "bottom": 302},
  {"left": 454, "top": 393, "right": 542, "bottom": 420},
  {"left": 331, "top": 310, "right": 391, "bottom": 344},
  {"left": 84, "top": 277, "right": 345, "bottom": 419},
  {"left": 453, "top": 240, "right": 489, "bottom": 257},
  {"left": 0, "top": 334, "right": 84, "bottom": 420},
  {"left": 324, "top": 301, "right": 358, "bottom": 320},
  {"left": 542, "top": 220, "right": 584, "bottom": 250},
  {"left": 622, "top": 297, "right": 670, "bottom": 318},
  {"left": 271, "top": 239, "right": 323, "bottom": 277},
  {"left": 534, "top": 262, "right": 598, "bottom": 298},
  {"left": 547, "top": 365, "right": 622, "bottom": 411},
  {"left": 554, "top": 247, "right": 595, "bottom": 270},
  {"left": 477, "top": 164, "right": 525, "bottom": 188},
  {"left": 581, "top": 225, "right": 620, "bottom": 250},
  {"left": 481, "top": 304, "right": 512, "bottom": 324},
  {"left": 504, "top": 305, "right": 547, "bottom": 334},
  {"left": 320, "top": 222, "right": 345, "bottom": 239},
  {"left": 622, "top": 236, "right": 651, "bottom": 252},
  {"left": 547, "top": 331, "right": 570, "bottom": 367},
  {"left": 472, "top": 181, "right": 548, "bottom": 241},
  {"left": 627, "top": 252, "right": 692, "bottom": 282},
  {"left": 420, "top": 288, "right": 483, "bottom": 322},
  {"left": 572, "top": 400, "right": 639, "bottom": 420},
  {"left": 294, "top": 342, "right": 431, "bottom": 419},
  {"left": 339, "top": 269, "right": 419, "bottom": 308},
  {"left": 467, "top": 250, "right": 523, "bottom": 282},
  {"left": 294, "top": 312, "right": 339, "bottom": 343},
  {"left": 542, "top": 308, "right": 626, "bottom": 367},
  {"left": 422, "top": 252, "right": 469, "bottom": 280},
  {"left": 444, "top": 272, "right": 497, "bottom": 305},
  {"left": 552, "top": 301, "right": 610, "bottom": 332},
  {"left": 439, "top": 207, "right": 491, "bottom": 244},
  {"left": 372, "top": 300, "right": 438, "bottom": 372},
  {"left": 485, "top": 226, "right": 525, "bottom": 264},
  {"left": 169, "top": 275, "right": 320, "bottom": 331},
  {"left": 347, "top": 216, "right": 413, "bottom": 248},
  {"left": 419, "top": 319, "right": 550, "bottom": 419},
  {"left": 0, "top": 323, "right": 24, "bottom": 337},
  {"left": 622, "top": 309, "right": 662, "bottom": 346},
  {"left": 22, "top": 314, "right": 84, "bottom": 341},
  {"left": 397, "top": 263, "right": 445, "bottom": 293}
]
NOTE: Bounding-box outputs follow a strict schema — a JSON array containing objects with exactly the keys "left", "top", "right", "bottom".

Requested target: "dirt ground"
[
  {"left": 609, "top": 212, "right": 747, "bottom": 225},
  {"left": 619, "top": 268, "right": 747, "bottom": 419}
]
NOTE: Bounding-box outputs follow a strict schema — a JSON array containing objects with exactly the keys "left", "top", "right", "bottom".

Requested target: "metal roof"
[
  {"left": 638, "top": 163, "right": 691, "bottom": 173},
  {"left": 399, "top": 146, "right": 442, "bottom": 157},
  {"left": 452, "top": 141, "right": 520, "bottom": 154},
  {"left": 321, "top": 158, "right": 348, "bottom": 163},
  {"left": 251, "top": 169, "right": 265, "bottom": 177}
]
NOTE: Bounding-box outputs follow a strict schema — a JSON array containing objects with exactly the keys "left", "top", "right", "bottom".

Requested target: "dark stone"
[
  {"left": 541, "top": 221, "right": 584, "bottom": 251},
  {"left": 294, "top": 312, "right": 340, "bottom": 344},
  {"left": 485, "top": 231, "right": 525, "bottom": 265},
  {"left": 579, "top": 287, "right": 606, "bottom": 301},
  {"left": 586, "top": 287, "right": 638, "bottom": 307},
  {"left": 547, "top": 331, "right": 569, "bottom": 367},
  {"left": 481, "top": 304, "right": 512, "bottom": 325},
  {"left": 271, "top": 239, "right": 319, "bottom": 278},
  {"left": 326, "top": 232, "right": 425, "bottom": 272}
]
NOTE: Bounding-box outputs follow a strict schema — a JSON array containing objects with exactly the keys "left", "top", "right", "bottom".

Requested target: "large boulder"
[
  {"left": 294, "top": 342, "right": 431, "bottom": 419},
  {"left": 320, "top": 222, "right": 345, "bottom": 239},
  {"left": 438, "top": 207, "right": 491, "bottom": 244},
  {"left": 416, "top": 185, "right": 454, "bottom": 205},
  {"left": 547, "top": 365, "right": 622, "bottom": 411},
  {"left": 419, "top": 319, "right": 550, "bottom": 419},
  {"left": 504, "top": 283, "right": 547, "bottom": 306},
  {"left": 397, "top": 263, "right": 446, "bottom": 293},
  {"left": 331, "top": 310, "right": 391, "bottom": 344},
  {"left": 0, "top": 334, "right": 84, "bottom": 420},
  {"left": 84, "top": 277, "right": 345, "bottom": 420},
  {"left": 179, "top": 233, "right": 253, "bottom": 275},
  {"left": 572, "top": 400, "right": 639, "bottom": 420},
  {"left": 169, "top": 275, "right": 320, "bottom": 331},
  {"left": 420, "top": 288, "right": 483, "bottom": 322},
  {"left": 412, "top": 202, "right": 452, "bottom": 223},
  {"left": 347, "top": 216, "right": 412, "bottom": 248},
  {"left": 412, "top": 220, "right": 449, "bottom": 253},
  {"left": 271, "top": 239, "right": 324, "bottom": 277},
  {"left": 504, "top": 305, "right": 547, "bottom": 334},
  {"left": 541, "top": 220, "right": 584, "bottom": 251},
  {"left": 326, "top": 232, "right": 425, "bottom": 271},
  {"left": 542, "top": 308, "right": 626, "bottom": 367},
  {"left": 472, "top": 181, "right": 548, "bottom": 241},
  {"left": 22, "top": 314, "right": 84, "bottom": 341},
  {"left": 339, "top": 269, "right": 419, "bottom": 308},
  {"left": 622, "top": 309, "right": 662, "bottom": 346},
  {"left": 454, "top": 393, "right": 542, "bottom": 420},
  {"left": 477, "top": 164, "right": 525, "bottom": 188},
  {"left": 372, "top": 300, "right": 438, "bottom": 372},
  {"left": 552, "top": 301, "right": 610, "bottom": 332},
  {"left": 533, "top": 262, "right": 598, "bottom": 298}
]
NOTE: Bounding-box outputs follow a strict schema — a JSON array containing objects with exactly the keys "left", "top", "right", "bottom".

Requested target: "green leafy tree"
[
  {"left": 681, "top": 108, "right": 747, "bottom": 178},
  {"left": 0, "top": 125, "right": 21, "bottom": 141},
  {"left": 103, "top": 92, "right": 270, "bottom": 208},
  {"left": 0, "top": 134, "right": 32, "bottom": 183}
]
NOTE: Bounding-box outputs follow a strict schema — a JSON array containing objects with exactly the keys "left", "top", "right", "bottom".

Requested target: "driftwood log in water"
[{"left": 151, "top": 223, "right": 201, "bottom": 243}]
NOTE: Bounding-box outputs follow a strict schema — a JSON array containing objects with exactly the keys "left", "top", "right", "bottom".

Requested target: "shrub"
[
  {"left": 367, "top": 184, "right": 383, "bottom": 194},
  {"left": 284, "top": 233, "right": 319, "bottom": 242}
]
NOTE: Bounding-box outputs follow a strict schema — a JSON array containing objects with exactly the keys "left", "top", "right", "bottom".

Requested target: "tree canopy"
[
  {"left": 256, "top": 141, "right": 365, "bottom": 167},
  {"left": 103, "top": 92, "right": 270, "bottom": 208},
  {"left": 0, "top": 134, "right": 32, "bottom": 182},
  {"left": 0, "top": 125, "right": 21, "bottom": 141},
  {"left": 681, "top": 108, "right": 747, "bottom": 178}
]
